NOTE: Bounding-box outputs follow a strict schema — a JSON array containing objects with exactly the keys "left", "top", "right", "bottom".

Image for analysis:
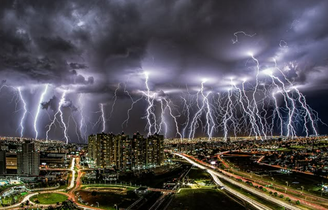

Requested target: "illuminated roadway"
[
  {"left": 1, "top": 157, "right": 102, "bottom": 210},
  {"left": 173, "top": 153, "right": 301, "bottom": 210},
  {"left": 208, "top": 171, "right": 269, "bottom": 210}
]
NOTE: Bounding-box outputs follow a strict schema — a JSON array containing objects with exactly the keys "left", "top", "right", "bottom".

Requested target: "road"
[
  {"left": 219, "top": 151, "right": 328, "bottom": 205},
  {"left": 174, "top": 153, "right": 302, "bottom": 210},
  {"left": 208, "top": 170, "right": 269, "bottom": 210},
  {"left": 1, "top": 157, "right": 103, "bottom": 210}
]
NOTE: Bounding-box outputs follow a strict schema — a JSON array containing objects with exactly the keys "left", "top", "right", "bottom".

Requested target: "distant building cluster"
[
  {"left": 0, "top": 137, "right": 79, "bottom": 177},
  {"left": 88, "top": 132, "right": 164, "bottom": 171}
]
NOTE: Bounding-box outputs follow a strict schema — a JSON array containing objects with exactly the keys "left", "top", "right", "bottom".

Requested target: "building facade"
[
  {"left": 17, "top": 141, "right": 40, "bottom": 176},
  {"left": 88, "top": 132, "right": 164, "bottom": 171},
  {"left": 0, "top": 150, "right": 6, "bottom": 174}
]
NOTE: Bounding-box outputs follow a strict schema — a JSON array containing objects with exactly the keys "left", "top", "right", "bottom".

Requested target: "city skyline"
[{"left": 1, "top": 1, "right": 328, "bottom": 143}]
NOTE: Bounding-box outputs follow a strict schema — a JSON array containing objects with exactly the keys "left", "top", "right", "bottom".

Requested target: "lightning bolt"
[
  {"left": 271, "top": 91, "right": 284, "bottom": 136},
  {"left": 232, "top": 31, "right": 256, "bottom": 44},
  {"left": 188, "top": 79, "right": 208, "bottom": 140},
  {"left": 58, "top": 90, "right": 69, "bottom": 143},
  {"left": 17, "top": 87, "right": 27, "bottom": 138},
  {"left": 78, "top": 93, "right": 87, "bottom": 142},
  {"left": 264, "top": 70, "right": 296, "bottom": 138},
  {"left": 249, "top": 53, "right": 267, "bottom": 140},
  {"left": 201, "top": 90, "right": 215, "bottom": 140},
  {"left": 158, "top": 99, "right": 168, "bottom": 137},
  {"left": 162, "top": 98, "right": 182, "bottom": 141},
  {"left": 46, "top": 90, "right": 69, "bottom": 143},
  {"left": 181, "top": 96, "right": 191, "bottom": 139},
  {"left": 143, "top": 72, "right": 157, "bottom": 136},
  {"left": 109, "top": 83, "right": 120, "bottom": 120},
  {"left": 222, "top": 87, "right": 233, "bottom": 141},
  {"left": 100, "top": 103, "right": 106, "bottom": 133},
  {"left": 121, "top": 86, "right": 143, "bottom": 128},
  {"left": 273, "top": 59, "right": 318, "bottom": 136},
  {"left": 34, "top": 84, "right": 49, "bottom": 140},
  {"left": 232, "top": 79, "right": 261, "bottom": 138}
]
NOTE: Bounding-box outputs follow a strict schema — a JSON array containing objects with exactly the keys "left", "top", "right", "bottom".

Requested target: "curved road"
[{"left": 1, "top": 158, "right": 101, "bottom": 210}]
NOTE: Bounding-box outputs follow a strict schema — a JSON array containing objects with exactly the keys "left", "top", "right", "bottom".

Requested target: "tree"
[
  {"left": 274, "top": 192, "right": 278, "bottom": 197},
  {"left": 296, "top": 200, "right": 301, "bottom": 205},
  {"left": 279, "top": 194, "right": 284, "bottom": 198},
  {"left": 285, "top": 197, "right": 291, "bottom": 202}
]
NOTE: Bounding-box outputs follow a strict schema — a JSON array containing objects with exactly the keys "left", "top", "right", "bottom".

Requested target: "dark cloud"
[
  {"left": 41, "top": 95, "right": 59, "bottom": 112},
  {"left": 0, "top": 0, "right": 328, "bottom": 141},
  {"left": 37, "top": 36, "right": 76, "bottom": 54}
]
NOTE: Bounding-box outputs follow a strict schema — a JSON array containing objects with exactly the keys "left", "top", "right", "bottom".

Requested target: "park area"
[
  {"left": 167, "top": 189, "right": 245, "bottom": 210},
  {"left": 78, "top": 186, "right": 139, "bottom": 210},
  {"left": 30, "top": 193, "right": 68, "bottom": 204}
]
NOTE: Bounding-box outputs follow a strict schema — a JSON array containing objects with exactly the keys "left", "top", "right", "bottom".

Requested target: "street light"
[
  {"left": 285, "top": 181, "right": 289, "bottom": 187},
  {"left": 114, "top": 204, "right": 118, "bottom": 210}
]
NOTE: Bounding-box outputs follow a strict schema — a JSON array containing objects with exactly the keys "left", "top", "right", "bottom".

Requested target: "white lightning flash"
[
  {"left": 158, "top": 99, "right": 168, "bottom": 137},
  {"left": 249, "top": 54, "right": 267, "bottom": 140},
  {"left": 17, "top": 87, "right": 27, "bottom": 138},
  {"left": 162, "top": 98, "right": 182, "bottom": 141},
  {"left": 188, "top": 79, "right": 208, "bottom": 140},
  {"left": 273, "top": 59, "right": 318, "bottom": 136},
  {"left": 181, "top": 96, "right": 191, "bottom": 139},
  {"left": 121, "top": 85, "right": 143, "bottom": 128},
  {"left": 109, "top": 83, "right": 120, "bottom": 120},
  {"left": 58, "top": 90, "right": 69, "bottom": 143},
  {"left": 34, "top": 84, "right": 49, "bottom": 140},
  {"left": 100, "top": 103, "right": 106, "bottom": 133},
  {"left": 78, "top": 94, "right": 87, "bottom": 142},
  {"left": 46, "top": 90, "right": 69, "bottom": 143},
  {"left": 143, "top": 72, "right": 157, "bottom": 136},
  {"left": 233, "top": 80, "right": 261, "bottom": 138},
  {"left": 264, "top": 70, "right": 296, "bottom": 138},
  {"left": 232, "top": 31, "right": 256, "bottom": 44}
]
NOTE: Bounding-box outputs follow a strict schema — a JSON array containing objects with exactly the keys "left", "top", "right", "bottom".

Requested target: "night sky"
[{"left": 1, "top": 0, "right": 328, "bottom": 143}]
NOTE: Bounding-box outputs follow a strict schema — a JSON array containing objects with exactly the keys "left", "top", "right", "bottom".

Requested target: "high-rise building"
[
  {"left": 0, "top": 150, "right": 6, "bottom": 174},
  {"left": 88, "top": 132, "right": 164, "bottom": 171},
  {"left": 17, "top": 141, "right": 40, "bottom": 176}
]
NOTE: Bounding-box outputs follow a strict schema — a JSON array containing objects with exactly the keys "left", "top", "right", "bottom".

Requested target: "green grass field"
[
  {"left": 167, "top": 189, "right": 246, "bottom": 210},
  {"left": 187, "top": 168, "right": 211, "bottom": 180},
  {"left": 78, "top": 189, "right": 139, "bottom": 210},
  {"left": 30, "top": 193, "right": 68, "bottom": 204}
]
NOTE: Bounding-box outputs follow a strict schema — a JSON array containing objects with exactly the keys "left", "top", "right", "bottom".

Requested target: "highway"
[
  {"left": 173, "top": 153, "right": 301, "bottom": 210},
  {"left": 219, "top": 151, "right": 328, "bottom": 206},
  {"left": 207, "top": 170, "right": 269, "bottom": 210},
  {"left": 68, "top": 158, "right": 76, "bottom": 190}
]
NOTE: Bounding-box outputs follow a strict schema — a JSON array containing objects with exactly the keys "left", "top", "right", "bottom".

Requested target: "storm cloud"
[{"left": 1, "top": 0, "right": 328, "bottom": 141}]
